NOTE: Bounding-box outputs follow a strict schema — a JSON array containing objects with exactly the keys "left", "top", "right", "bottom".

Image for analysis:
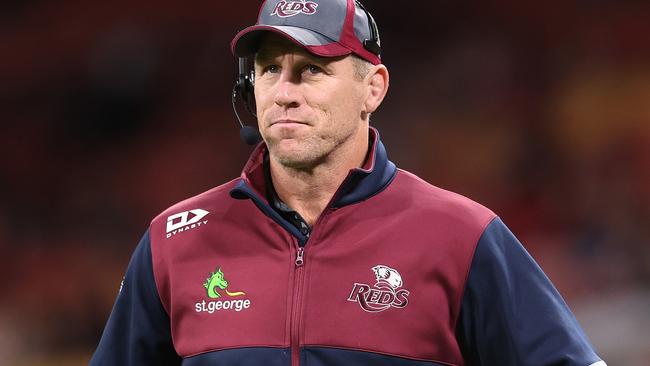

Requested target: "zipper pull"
[{"left": 295, "top": 247, "right": 305, "bottom": 267}]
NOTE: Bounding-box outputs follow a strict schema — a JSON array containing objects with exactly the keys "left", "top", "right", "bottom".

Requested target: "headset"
[
  {"left": 232, "top": 57, "right": 259, "bottom": 145},
  {"left": 232, "top": 0, "right": 381, "bottom": 145},
  {"left": 357, "top": 0, "right": 381, "bottom": 56}
]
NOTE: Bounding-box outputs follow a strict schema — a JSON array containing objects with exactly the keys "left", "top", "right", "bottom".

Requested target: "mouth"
[{"left": 270, "top": 119, "right": 309, "bottom": 127}]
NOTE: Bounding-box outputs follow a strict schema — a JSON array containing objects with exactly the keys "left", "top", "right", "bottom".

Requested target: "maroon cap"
[{"left": 231, "top": 0, "right": 381, "bottom": 65}]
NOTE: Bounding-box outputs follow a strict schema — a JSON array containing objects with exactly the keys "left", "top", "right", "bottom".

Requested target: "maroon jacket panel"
[
  {"left": 150, "top": 182, "right": 295, "bottom": 357},
  {"left": 300, "top": 169, "right": 495, "bottom": 365}
]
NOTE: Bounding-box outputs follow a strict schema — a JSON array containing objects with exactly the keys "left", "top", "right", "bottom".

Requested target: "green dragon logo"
[{"left": 203, "top": 267, "right": 246, "bottom": 299}]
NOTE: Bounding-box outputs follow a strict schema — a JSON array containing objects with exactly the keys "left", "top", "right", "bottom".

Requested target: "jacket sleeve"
[
  {"left": 89, "top": 229, "right": 182, "bottom": 366},
  {"left": 457, "top": 217, "right": 606, "bottom": 366}
]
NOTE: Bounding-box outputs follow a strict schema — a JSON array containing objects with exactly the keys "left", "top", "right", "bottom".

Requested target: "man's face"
[{"left": 254, "top": 34, "right": 369, "bottom": 170}]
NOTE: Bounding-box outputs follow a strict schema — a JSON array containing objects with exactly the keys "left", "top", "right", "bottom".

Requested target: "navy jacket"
[{"left": 90, "top": 128, "right": 606, "bottom": 366}]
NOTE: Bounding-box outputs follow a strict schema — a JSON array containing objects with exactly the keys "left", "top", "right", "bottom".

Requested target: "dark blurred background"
[{"left": 1, "top": 1, "right": 649, "bottom": 365}]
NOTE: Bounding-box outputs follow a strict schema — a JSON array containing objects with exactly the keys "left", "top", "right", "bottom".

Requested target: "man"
[{"left": 90, "top": 1, "right": 607, "bottom": 365}]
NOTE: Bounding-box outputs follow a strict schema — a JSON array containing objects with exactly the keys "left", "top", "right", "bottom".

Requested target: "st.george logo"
[
  {"left": 347, "top": 265, "right": 410, "bottom": 312},
  {"left": 195, "top": 266, "right": 251, "bottom": 314},
  {"left": 203, "top": 267, "right": 246, "bottom": 298},
  {"left": 166, "top": 209, "right": 209, "bottom": 238},
  {"left": 271, "top": 0, "right": 318, "bottom": 18}
]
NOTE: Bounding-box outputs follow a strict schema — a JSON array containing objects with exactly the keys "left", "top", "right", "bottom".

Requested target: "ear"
[{"left": 363, "top": 64, "right": 390, "bottom": 114}]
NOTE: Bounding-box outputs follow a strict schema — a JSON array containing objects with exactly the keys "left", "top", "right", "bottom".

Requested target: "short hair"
[{"left": 351, "top": 55, "right": 373, "bottom": 81}]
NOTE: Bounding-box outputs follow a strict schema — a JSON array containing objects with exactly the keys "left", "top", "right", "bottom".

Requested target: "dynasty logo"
[
  {"left": 347, "top": 265, "right": 410, "bottom": 312},
  {"left": 166, "top": 209, "right": 209, "bottom": 239},
  {"left": 270, "top": 0, "right": 318, "bottom": 18},
  {"left": 195, "top": 267, "right": 251, "bottom": 314}
]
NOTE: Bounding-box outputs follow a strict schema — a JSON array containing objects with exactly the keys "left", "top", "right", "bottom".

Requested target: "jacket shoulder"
[
  {"left": 150, "top": 178, "right": 240, "bottom": 228},
  {"left": 393, "top": 169, "right": 496, "bottom": 230}
]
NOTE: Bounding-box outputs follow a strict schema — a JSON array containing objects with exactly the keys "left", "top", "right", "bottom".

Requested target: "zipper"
[
  {"left": 290, "top": 244, "right": 306, "bottom": 365},
  {"left": 288, "top": 210, "right": 333, "bottom": 365},
  {"left": 295, "top": 247, "right": 305, "bottom": 266}
]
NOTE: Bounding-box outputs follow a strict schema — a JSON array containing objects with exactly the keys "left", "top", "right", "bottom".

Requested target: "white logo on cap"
[{"left": 271, "top": 1, "right": 318, "bottom": 18}]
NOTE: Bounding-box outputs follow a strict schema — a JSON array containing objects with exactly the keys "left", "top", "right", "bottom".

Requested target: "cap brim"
[{"left": 231, "top": 25, "right": 352, "bottom": 58}]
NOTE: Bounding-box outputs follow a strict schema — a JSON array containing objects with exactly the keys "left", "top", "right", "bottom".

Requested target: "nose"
[{"left": 273, "top": 72, "right": 301, "bottom": 108}]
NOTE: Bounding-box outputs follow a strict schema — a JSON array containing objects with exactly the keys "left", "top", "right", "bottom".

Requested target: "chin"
[
  {"left": 272, "top": 145, "right": 326, "bottom": 170},
  {"left": 274, "top": 148, "right": 312, "bottom": 168}
]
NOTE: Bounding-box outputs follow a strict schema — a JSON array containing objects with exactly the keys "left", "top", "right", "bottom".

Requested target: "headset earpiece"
[
  {"left": 355, "top": 0, "right": 381, "bottom": 57},
  {"left": 236, "top": 57, "right": 256, "bottom": 116},
  {"left": 232, "top": 57, "right": 261, "bottom": 145}
]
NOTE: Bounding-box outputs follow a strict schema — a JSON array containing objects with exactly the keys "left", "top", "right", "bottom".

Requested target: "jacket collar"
[{"left": 230, "top": 127, "right": 396, "bottom": 209}]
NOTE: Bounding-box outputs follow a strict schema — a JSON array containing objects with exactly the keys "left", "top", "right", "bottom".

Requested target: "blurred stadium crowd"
[{"left": 0, "top": 1, "right": 648, "bottom": 365}]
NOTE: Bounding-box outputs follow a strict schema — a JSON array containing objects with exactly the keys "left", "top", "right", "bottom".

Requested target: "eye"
[
  {"left": 258, "top": 64, "right": 279, "bottom": 76},
  {"left": 266, "top": 65, "right": 280, "bottom": 74},
  {"left": 305, "top": 64, "right": 323, "bottom": 74}
]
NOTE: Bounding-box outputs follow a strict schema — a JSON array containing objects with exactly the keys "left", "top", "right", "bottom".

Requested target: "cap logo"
[{"left": 271, "top": 0, "right": 318, "bottom": 18}]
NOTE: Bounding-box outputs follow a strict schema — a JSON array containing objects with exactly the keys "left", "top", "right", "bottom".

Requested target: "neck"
[{"left": 269, "top": 129, "right": 370, "bottom": 226}]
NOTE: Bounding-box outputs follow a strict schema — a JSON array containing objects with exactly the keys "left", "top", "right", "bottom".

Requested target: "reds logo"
[
  {"left": 347, "top": 265, "right": 410, "bottom": 313},
  {"left": 271, "top": 0, "right": 318, "bottom": 18}
]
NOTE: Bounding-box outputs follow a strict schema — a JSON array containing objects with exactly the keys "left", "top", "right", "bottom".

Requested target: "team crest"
[
  {"left": 270, "top": 0, "right": 318, "bottom": 18},
  {"left": 347, "top": 265, "right": 410, "bottom": 312}
]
